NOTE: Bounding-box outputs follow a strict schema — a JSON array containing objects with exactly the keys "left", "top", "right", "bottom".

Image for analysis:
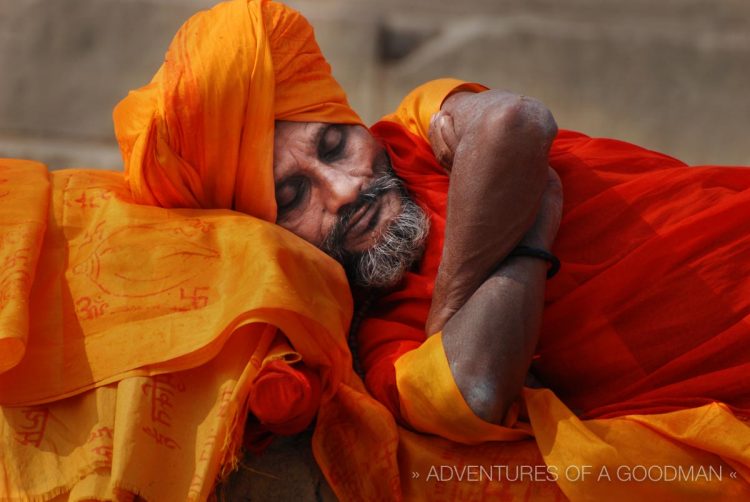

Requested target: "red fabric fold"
[
  {"left": 248, "top": 360, "right": 322, "bottom": 436},
  {"left": 361, "top": 122, "right": 750, "bottom": 422}
]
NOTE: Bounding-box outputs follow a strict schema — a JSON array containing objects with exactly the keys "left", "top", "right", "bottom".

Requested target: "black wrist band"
[{"left": 508, "top": 245, "right": 561, "bottom": 278}]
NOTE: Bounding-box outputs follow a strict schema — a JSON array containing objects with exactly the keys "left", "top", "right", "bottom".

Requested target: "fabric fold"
[
  {"left": 248, "top": 334, "right": 322, "bottom": 435},
  {"left": 1, "top": 321, "right": 267, "bottom": 501},
  {"left": 0, "top": 168, "right": 352, "bottom": 407},
  {"left": 526, "top": 387, "right": 750, "bottom": 501},
  {"left": 395, "top": 332, "right": 532, "bottom": 444},
  {"left": 0, "top": 160, "right": 50, "bottom": 374}
]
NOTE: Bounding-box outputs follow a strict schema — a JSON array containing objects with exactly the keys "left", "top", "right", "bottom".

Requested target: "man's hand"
[
  {"left": 425, "top": 90, "right": 558, "bottom": 336},
  {"left": 520, "top": 167, "right": 563, "bottom": 251},
  {"left": 428, "top": 91, "right": 556, "bottom": 173}
]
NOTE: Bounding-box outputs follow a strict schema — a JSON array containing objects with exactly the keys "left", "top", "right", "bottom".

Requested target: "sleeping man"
[
  {"left": 272, "top": 84, "right": 562, "bottom": 426},
  {"left": 268, "top": 51, "right": 750, "bottom": 431}
]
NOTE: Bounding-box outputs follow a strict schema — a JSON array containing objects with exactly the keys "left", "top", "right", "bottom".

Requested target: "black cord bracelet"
[{"left": 508, "top": 245, "right": 561, "bottom": 279}]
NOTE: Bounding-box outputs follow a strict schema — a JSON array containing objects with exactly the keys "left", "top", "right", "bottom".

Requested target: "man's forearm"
[
  {"left": 441, "top": 254, "right": 547, "bottom": 424},
  {"left": 424, "top": 89, "right": 561, "bottom": 424},
  {"left": 427, "top": 92, "right": 557, "bottom": 334}
]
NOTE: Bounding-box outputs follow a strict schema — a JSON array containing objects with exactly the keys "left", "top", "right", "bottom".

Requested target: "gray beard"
[{"left": 321, "top": 164, "right": 430, "bottom": 290}]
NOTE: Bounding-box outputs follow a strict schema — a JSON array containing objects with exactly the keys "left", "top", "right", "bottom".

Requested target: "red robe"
[{"left": 358, "top": 82, "right": 750, "bottom": 426}]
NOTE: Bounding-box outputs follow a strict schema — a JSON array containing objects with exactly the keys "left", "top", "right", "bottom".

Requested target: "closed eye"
[
  {"left": 318, "top": 124, "right": 347, "bottom": 162},
  {"left": 275, "top": 176, "right": 308, "bottom": 220}
]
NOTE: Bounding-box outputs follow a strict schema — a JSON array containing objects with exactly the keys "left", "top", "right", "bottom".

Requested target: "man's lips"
[{"left": 344, "top": 198, "right": 382, "bottom": 242}]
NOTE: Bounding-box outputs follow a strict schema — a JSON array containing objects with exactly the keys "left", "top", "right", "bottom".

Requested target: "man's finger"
[
  {"left": 438, "top": 113, "right": 459, "bottom": 155},
  {"left": 429, "top": 112, "right": 456, "bottom": 169}
]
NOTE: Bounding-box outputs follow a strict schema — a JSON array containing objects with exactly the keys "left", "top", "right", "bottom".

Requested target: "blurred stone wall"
[{"left": 1, "top": 0, "right": 748, "bottom": 170}]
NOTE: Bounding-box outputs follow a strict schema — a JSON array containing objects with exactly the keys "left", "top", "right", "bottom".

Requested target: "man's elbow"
[
  {"left": 460, "top": 377, "right": 517, "bottom": 425},
  {"left": 486, "top": 95, "right": 558, "bottom": 150}
]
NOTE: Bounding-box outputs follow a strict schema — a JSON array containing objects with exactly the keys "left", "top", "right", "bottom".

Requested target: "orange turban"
[{"left": 114, "top": 0, "right": 362, "bottom": 221}]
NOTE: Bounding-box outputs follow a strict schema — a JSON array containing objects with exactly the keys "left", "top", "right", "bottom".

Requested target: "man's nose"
[{"left": 321, "top": 168, "right": 364, "bottom": 214}]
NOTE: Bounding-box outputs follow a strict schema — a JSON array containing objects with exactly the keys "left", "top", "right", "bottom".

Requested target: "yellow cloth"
[
  {"left": 396, "top": 334, "right": 532, "bottom": 444},
  {"left": 385, "top": 329, "right": 750, "bottom": 501},
  {"left": 0, "top": 158, "right": 351, "bottom": 500},
  {"left": 2, "top": 327, "right": 262, "bottom": 501},
  {"left": 0, "top": 163, "right": 351, "bottom": 406}
]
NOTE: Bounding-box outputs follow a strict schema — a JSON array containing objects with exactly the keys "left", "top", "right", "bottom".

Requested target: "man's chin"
[
  {"left": 344, "top": 255, "right": 410, "bottom": 290},
  {"left": 321, "top": 156, "right": 430, "bottom": 290},
  {"left": 343, "top": 199, "right": 430, "bottom": 290}
]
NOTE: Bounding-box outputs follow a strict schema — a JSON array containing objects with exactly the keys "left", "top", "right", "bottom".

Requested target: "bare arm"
[
  {"left": 442, "top": 171, "right": 562, "bottom": 422},
  {"left": 425, "top": 90, "right": 560, "bottom": 423},
  {"left": 426, "top": 90, "right": 558, "bottom": 335}
]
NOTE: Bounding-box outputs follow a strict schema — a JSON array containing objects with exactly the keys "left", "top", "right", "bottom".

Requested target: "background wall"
[{"left": 0, "top": 0, "right": 748, "bottom": 170}]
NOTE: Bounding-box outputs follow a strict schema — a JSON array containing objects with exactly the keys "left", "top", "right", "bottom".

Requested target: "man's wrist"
[
  {"left": 518, "top": 233, "right": 553, "bottom": 250},
  {"left": 507, "top": 245, "right": 560, "bottom": 278}
]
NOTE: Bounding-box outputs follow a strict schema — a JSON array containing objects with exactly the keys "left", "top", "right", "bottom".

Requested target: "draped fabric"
[
  {"left": 349, "top": 80, "right": 750, "bottom": 500},
  {"left": 361, "top": 80, "right": 750, "bottom": 423},
  {"left": 540, "top": 130, "right": 750, "bottom": 419},
  {"left": 0, "top": 160, "right": 354, "bottom": 500}
]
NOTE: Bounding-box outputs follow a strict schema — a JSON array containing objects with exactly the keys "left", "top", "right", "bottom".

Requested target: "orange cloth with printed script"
[{"left": 0, "top": 159, "right": 356, "bottom": 500}]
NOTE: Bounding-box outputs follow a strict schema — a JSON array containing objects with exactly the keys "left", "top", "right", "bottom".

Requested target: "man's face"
[{"left": 273, "top": 121, "right": 429, "bottom": 289}]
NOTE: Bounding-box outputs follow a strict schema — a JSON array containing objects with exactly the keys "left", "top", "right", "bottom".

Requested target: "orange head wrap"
[{"left": 113, "top": 0, "right": 362, "bottom": 221}]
